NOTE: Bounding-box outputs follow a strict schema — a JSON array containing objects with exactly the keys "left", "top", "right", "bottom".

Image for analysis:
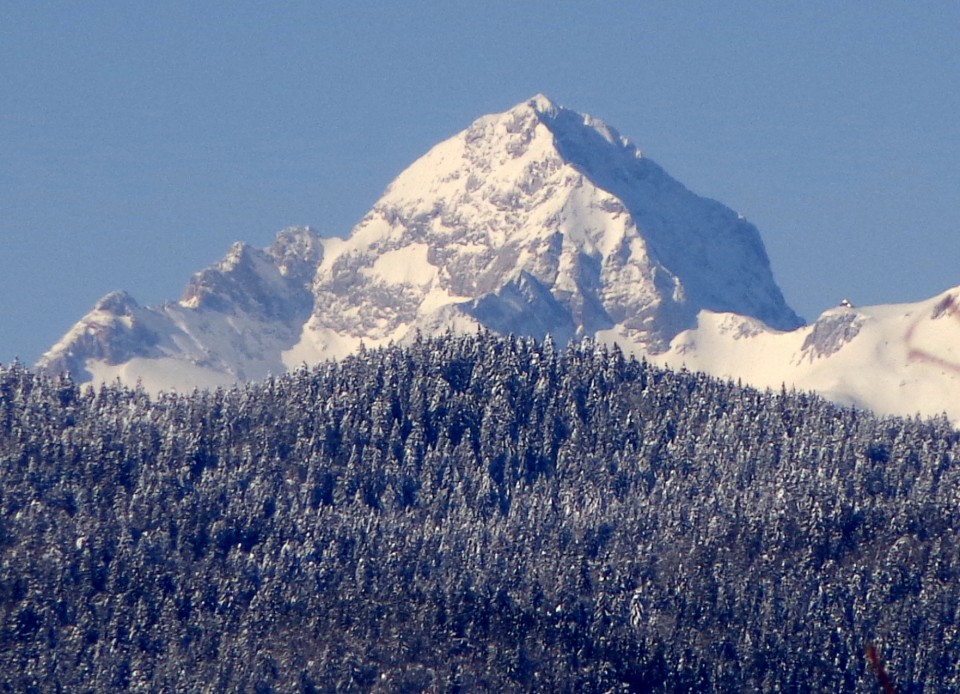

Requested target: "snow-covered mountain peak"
[
  {"left": 94, "top": 290, "right": 141, "bottom": 316},
  {"left": 41, "top": 96, "right": 809, "bottom": 402},
  {"left": 299, "top": 96, "right": 801, "bottom": 358},
  {"left": 267, "top": 226, "right": 324, "bottom": 278},
  {"left": 525, "top": 92, "right": 559, "bottom": 116},
  {"left": 178, "top": 226, "right": 321, "bottom": 316},
  {"left": 513, "top": 94, "right": 631, "bottom": 152}
]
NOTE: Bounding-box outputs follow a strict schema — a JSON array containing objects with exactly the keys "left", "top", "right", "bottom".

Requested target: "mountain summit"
[
  {"left": 287, "top": 94, "right": 801, "bottom": 363},
  {"left": 39, "top": 95, "right": 801, "bottom": 390}
]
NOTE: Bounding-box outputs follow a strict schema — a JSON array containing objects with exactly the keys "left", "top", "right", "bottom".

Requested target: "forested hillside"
[{"left": 1, "top": 333, "right": 959, "bottom": 691}]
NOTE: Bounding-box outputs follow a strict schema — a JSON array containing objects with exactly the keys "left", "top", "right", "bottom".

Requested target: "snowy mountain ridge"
[
  {"left": 34, "top": 95, "right": 960, "bottom": 424},
  {"left": 38, "top": 228, "right": 324, "bottom": 391},
  {"left": 657, "top": 287, "right": 960, "bottom": 423}
]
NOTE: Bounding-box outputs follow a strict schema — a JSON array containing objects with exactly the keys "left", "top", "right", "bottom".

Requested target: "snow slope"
[{"left": 655, "top": 287, "right": 960, "bottom": 424}]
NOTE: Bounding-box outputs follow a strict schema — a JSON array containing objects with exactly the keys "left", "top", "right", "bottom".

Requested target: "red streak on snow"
[{"left": 904, "top": 294, "right": 960, "bottom": 375}]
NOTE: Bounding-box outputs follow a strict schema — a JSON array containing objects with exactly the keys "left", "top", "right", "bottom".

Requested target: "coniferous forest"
[{"left": 2, "top": 333, "right": 960, "bottom": 692}]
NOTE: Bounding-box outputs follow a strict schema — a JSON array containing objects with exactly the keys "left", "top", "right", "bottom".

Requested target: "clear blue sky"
[{"left": 2, "top": 2, "right": 959, "bottom": 365}]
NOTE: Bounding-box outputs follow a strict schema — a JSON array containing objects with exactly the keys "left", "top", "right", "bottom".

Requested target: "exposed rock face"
[
  {"left": 799, "top": 311, "right": 864, "bottom": 361},
  {"left": 179, "top": 227, "right": 323, "bottom": 322}
]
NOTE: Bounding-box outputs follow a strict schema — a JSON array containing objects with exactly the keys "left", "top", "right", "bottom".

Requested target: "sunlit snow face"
[{"left": 905, "top": 293, "right": 960, "bottom": 374}]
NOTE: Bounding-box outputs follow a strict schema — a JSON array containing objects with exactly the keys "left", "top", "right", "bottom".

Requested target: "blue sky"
[{"left": 2, "top": 2, "right": 959, "bottom": 365}]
